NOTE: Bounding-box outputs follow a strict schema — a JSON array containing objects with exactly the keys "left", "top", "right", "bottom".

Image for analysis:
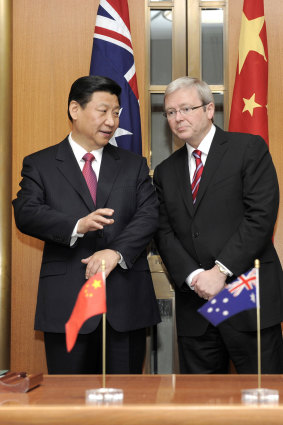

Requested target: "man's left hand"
[{"left": 81, "top": 249, "right": 120, "bottom": 279}]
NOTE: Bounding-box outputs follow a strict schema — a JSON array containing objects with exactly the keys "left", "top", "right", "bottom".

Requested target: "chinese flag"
[
  {"left": 229, "top": 0, "right": 268, "bottom": 145},
  {"left": 65, "top": 272, "right": 106, "bottom": 352}
]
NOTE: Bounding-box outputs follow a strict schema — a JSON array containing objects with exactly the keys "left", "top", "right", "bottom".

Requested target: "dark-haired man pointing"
[{"left": 13, "top": 75, "right": 160, "bottom": 374}]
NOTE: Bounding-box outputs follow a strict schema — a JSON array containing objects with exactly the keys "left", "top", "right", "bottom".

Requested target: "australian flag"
[
  {"left": 198, "top": 268, "right": 257, "bottom": 326},
  {"left": 90, "top": 0, "right": 142, "bottom": 154}
]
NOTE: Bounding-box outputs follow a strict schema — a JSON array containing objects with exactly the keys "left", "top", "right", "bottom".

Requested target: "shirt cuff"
[
  {"left": 115, "top": 251, "right": 127, "bottom": 269},
  {"left": 70, "top": 220, "right": 84, "bottom": 247},
  {"left": 185, "top": 268, "right": 205, "bottom": 289}
]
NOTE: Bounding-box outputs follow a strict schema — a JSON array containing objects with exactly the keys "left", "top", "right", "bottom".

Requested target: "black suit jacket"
[
  {"left": 13, "top": 137, "right": 161, "bottom": 333},
  {"left": 154, "top": 126, "right": 283, "bottom": 336}
]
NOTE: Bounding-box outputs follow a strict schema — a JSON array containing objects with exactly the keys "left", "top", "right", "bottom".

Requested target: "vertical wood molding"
[{"left": 0, "top": 0, "right": 12, "bottom": 369}]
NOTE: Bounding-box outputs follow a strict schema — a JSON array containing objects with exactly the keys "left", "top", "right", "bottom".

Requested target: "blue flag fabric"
[
  {"left": 90, "top": 0, "right": 142, "bottom": 154},
  {"left": 198, "top": 268, "right": 257, "bottom": 326}
]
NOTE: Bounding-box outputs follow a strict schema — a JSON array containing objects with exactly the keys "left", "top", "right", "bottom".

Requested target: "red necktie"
[
  {"left": 191, "top": 150, "right": 203, "bottom": 204},
  {"left": 82, "top": 153, "right": 97, "bottom": 204}
]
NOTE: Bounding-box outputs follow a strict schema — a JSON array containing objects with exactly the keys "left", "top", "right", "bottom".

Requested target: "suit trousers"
[
  {"left": 178, "top": 322, "right": 283, "bottom": 374},
  {"left": 44, "top": 320, "right": 146, "bottom": 374}
]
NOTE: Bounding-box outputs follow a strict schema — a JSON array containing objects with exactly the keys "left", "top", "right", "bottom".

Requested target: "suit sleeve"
[
  {"left": 217, "top": 136, "right": 279, "bottom": 276},
  {"left": 12, "top": 155, "right": 78, "bottom": 246},
  {"left": 153, "top": 165, "right": 200, "bottom": 289},
  {"left": 108, "top": 157, "right": 159, "bottom": 268}
]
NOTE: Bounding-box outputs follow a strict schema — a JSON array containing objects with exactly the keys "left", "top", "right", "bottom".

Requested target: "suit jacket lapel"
[
  {"left": 174, "top": 145, "right": 194, "bottom": 217},
  {"left": 55, "top": 138, "right": 95, "bottom": 211},
  {"left": 194, "top": 126, "right": 229, "bottom": 210},
  {"left": 96, "top": 143, "right": 121, "bottom": 208}
]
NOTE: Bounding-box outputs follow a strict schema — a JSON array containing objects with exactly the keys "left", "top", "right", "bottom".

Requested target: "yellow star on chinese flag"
[
  {"left": 242, "top": 93, "right": 262, "bottom": 117},
  {"left": 92, "top": 279, "right": 102, "bottom": 289},
  {"left": 238, "top": 12, "right": 267, "bottom": 74}
]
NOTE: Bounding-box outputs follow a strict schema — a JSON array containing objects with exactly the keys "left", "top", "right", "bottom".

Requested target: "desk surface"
[{"left": 0, "top": 374, "right": 283, "bottom": 425}]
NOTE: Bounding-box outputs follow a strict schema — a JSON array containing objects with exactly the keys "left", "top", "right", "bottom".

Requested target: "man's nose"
[
  {"left": 175, "top": 110, "right": 183, "bottom": 121},
  {"left": 105, "top": 111, "right": 115, "bottom": 126}
]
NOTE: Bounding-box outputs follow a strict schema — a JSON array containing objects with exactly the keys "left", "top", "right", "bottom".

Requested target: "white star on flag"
[{"left": 109, "top": 127, "right": 133, "bottom": 147}]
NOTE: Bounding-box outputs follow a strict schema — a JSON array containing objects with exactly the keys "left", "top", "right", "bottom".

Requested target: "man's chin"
[{"left": 176, "top": 132, "right": 191, "bottom": 141}]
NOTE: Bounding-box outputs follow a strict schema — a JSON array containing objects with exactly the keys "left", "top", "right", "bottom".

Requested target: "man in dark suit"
[
  {"left": 153, "top": 76, "right": 283, "bottom": 374},
  {"left": 13, "top": 75, "right": 160, "bottom": 374}
]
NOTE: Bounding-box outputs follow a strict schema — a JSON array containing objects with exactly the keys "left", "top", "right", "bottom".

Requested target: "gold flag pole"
[
  {"left": 242, "top": 259, "right": 278, "bottom": 404},
  {"left": 102, "top": 260, "right": 106, "bottom": 389},
  {"left": 255, "top": 259, "right": 261, "bottom": 389},
  {"left": 85, "top": 260, "right": 124, "bottom": 406}
]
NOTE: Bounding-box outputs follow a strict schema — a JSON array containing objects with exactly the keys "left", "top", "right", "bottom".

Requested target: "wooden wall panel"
[{"left": 12, "top": 0, "right": 145, "bottom": 373}]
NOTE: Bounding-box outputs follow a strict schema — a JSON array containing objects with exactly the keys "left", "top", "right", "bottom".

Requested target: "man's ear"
[
  {"left": 207, "top": 102, "right": 215, "bottom": 120},
  {"left": 69, "top": 101, "right": 79, "bottom": 121}
]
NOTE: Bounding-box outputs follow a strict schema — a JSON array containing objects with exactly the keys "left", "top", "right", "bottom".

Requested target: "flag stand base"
[
  {"left": 242, "top": 388, "right": 279, "bottom": 404},
  {"left": 85, "top": 388, "right": 124, "bottom": 405}
]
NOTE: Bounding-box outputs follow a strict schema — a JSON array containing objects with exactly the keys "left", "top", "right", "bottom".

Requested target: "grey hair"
[{"left": 164, "top": 76, "right": 214, "bottom": 106}]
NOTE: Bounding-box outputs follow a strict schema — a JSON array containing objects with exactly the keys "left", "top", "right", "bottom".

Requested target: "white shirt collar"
[
  {"left": 186, "top": 124, "right": 216, "bottom": 158},
  {"left": 68, "top": 133, "right": 104, "bottom": 166}
]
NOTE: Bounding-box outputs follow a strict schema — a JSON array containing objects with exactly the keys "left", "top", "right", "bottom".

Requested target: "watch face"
[{"left": 218, "top": 264, "right": 228, "bottom": 275}]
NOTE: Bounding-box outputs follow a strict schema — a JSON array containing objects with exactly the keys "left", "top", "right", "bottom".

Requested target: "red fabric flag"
[
  {"left": 229, "top": 0, "right": 268, "bottom": 145},
  {"left": 90, "top": 0, "right": 142, "bottom": 154},
  {"left": 65, "top": 272, "right": 106, "bottom": 352}
]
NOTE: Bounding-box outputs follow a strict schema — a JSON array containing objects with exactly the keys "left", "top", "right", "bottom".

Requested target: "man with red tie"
[
  {"left": 153, "top": 76, "right": 283, "bottom": 374},
  {"left": 13, "top": 75, "right": 160, "bottom": 374}
]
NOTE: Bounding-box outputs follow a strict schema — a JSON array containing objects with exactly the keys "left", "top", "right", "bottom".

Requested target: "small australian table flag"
[{"left": 198, "top": 268, "right": 257, "bottom": 326}]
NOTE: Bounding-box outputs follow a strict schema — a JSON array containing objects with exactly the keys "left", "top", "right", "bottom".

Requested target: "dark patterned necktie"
[
  {"left": 191, "top": 150, "right": 203, "bottom": 204},
  {"left": 82, "top": 153, "right": 97, "bottom": 204}
]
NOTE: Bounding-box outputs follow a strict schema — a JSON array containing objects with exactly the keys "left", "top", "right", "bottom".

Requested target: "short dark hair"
[{"left": 68, "top": 75, "right": 122, "bottom": 121}]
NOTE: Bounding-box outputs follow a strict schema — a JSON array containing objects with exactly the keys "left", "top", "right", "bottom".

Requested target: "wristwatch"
[{"left": 216, "top": 263, "right": 229, "bottom": 276}]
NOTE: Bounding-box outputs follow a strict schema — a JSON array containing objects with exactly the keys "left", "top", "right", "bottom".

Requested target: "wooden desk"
[{"left": 0, "top": 374, "right": 283, "bottom": 425}]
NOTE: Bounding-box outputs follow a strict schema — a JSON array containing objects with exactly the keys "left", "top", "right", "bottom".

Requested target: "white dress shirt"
[
  {"left": 186, "top": 124, "right": 215, "bottom": 182},
  {"left": 68, "top": 133, "right": 103, "bottom": 244},
  {"left": 184, "top": 125, "right": 232, "bottom": 288},
  {"left": 69, "top": 133, "right": 103, "bottom": 178},
  {"left": 68, "top": 134, "right": 126, "bottom": 268}
]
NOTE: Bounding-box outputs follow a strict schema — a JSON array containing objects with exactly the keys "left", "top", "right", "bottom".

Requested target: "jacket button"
[{"left": 193, "top": 232, "right": 199, "bottom": 238}]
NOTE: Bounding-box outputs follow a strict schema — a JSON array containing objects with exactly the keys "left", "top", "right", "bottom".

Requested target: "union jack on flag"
[
  {"left": 90, "top": 0, "right": 142, "bottom": 154},
  {"left": 198, "top": 268, "right": 258, "bottom": 326},
  {"left": 228, "top": 268, "right": 256, "bottom": 297}
]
